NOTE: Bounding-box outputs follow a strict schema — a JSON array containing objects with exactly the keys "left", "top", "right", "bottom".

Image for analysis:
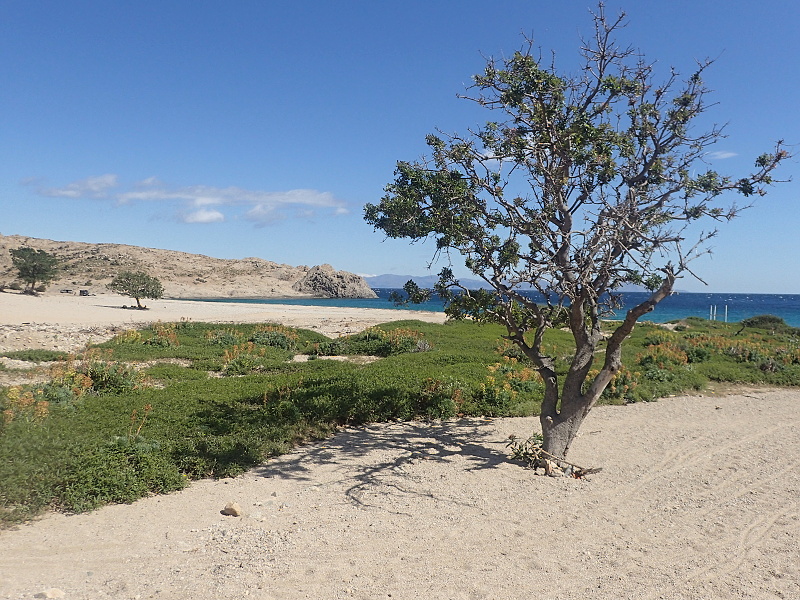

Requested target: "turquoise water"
[{"left": 188, "top": 289, "right": 800, "bottom": 328}]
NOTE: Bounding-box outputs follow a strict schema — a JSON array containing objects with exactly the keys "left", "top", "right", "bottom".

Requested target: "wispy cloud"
[
  {"left": 183, "top": 208, "right": 225, "bottom": 223},
  {"left": 40, "top": 174, "right": 118, "bottom": 198},
  {"left": 706, "top": 151, "right": 738, "bottom": 160},
  {"left": 33, "top": 175, "right": 348, "bottom": 225}
]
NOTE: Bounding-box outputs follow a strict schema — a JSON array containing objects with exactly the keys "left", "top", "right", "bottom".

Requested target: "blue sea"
[{"left": 189, "top": 289, "right": 800, "bottom": 328}]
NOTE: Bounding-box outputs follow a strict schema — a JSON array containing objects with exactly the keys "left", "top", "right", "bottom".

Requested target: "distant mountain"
[{"left": 365, "top": 274, "right": 649, "bottom": 293}]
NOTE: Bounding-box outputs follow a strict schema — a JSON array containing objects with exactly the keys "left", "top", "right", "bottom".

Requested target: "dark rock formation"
[{"left": 292, "top": 264, "right": 378, "bottom": 299}]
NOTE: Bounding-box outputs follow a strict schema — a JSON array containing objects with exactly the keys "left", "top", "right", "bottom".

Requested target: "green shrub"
[
  {"left": 308, "top": 326, "right": 430, "bottom": 357},
  {"left": 685, "top": 346, "right": 712, "bottom": 363},
  {"left": 205, "top": 329, "right": 244, "bottom": 346},
  {"left": 11, "top": 350, "right": 144, "bottom": 407},
  {"left": 175, "top": 318, "right": 195, "bottom": 331},
  {"left": 644, "top": 367, "right": 674, "bottom": 382},
  {"left": 643, "top": 332, "right": 677, "bottom": 346},
  {"left": 739, "top": 314, "right": 800, "bottom": 335},
  {"left": 223, "top": 354, "right": 265, "bottom": 376},
  {"left": 470, "top": 358, "right": 542, "bottom": 416},
  {"left": 39, "top": 382, "right": 84, "bottom": 406},
  {"left": 637, "top": 343, "right": 688, "bottom": 368},
  {"left": 309, "top": 339, "right": 345, "bottom": 356},
  {"left": 585, "top": 365, "right": 642, "bottom": 404},
  {"left": 218, "top": 342, "right": 292, "bottom": 376},
  {"left": 5, "top": 317, "right": 800, "bottom": 528},
  {"left": 58, "top": 442, "right": 185, "bottom": 513},
  {"left": 741, "top": 314, "right": 787, "bottom": 329},
  {"left": 0, "top": 349, "right": 70, "bottom": 362},
  {"left": 143, "top": 322, "right": 179, "bottom": 347},
  {"left": 84, "top": 361, "right": 141, "bottom": 394},
  {"left": 249, "top": 329, "right": 297, "bottom": 351}
]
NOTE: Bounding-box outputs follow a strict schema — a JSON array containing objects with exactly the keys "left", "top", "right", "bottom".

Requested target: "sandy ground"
[
  {"left": 1, "top": 293, "right": 798, "bottom": 599},
  {"left": 0, "top": 291, "right": 448, "bottom": 353}
]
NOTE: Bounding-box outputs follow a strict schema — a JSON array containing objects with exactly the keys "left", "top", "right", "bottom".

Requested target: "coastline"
[{"left": 177, "top": 289, "right": 800, "bottom": 327}]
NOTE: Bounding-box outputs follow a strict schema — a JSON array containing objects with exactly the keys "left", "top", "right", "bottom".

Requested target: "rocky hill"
[{"left": 0, "top": 234, "right": 376, "bottom": 299}]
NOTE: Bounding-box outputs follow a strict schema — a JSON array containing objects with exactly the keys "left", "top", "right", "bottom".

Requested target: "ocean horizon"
[{"left": 187, "top": 289, "right": 800, "bottom": 328}]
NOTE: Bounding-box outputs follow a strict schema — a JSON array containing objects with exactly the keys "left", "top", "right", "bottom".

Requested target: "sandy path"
[{"left": 1, "top": 389, "right": 798, "bottom": 599}]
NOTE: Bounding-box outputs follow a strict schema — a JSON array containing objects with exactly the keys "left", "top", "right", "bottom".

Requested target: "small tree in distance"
[
  {"left": 365, "top": 7, "right": 789, "bottom": 471},
  {"left": 107, "top": 271, "right": 164, "bottom": 309},
  {"left": 10, "top": 247, "right": 59, "bottom": 295}
]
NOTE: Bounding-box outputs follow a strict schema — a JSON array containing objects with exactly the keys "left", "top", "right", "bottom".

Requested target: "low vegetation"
[
  {"left": 8, "top": 247, "right": 59, "bottom": 294},
  {"left": 106, "top": 270, "right": 164, "bottom": 309},
  {"left": 2, "top": 315, "right": 799, "bottom": 526}
]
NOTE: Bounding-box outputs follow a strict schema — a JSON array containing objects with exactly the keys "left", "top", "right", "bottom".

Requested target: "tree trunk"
[
  {"left": 135, "top": 296, "right": 143, "bottom": 309},
  {"left": 540, "top": 400, "right": 591, "bottom": 464}
]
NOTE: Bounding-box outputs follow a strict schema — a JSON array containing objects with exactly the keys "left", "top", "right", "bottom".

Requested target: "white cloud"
[
  {"left": 182, "top": 208, "right": 225, "bottom": 224},
  {"left": 40, "top": 174, "right": 118, "bottom": 198},
  {"left": 33, "top": 175, "right": 348, "bottom": 225},
  {"left": 706, "top": 151, "right": 738, "bottom": 160},
  {"left": 136, "top": 176, "right": 163, "bottom": 187},
  {"left": 245, "top": 203, "right": 279, "bottom": 223},
  {"left": 118, "top": 185, "right": 346, "bottom": 221}
]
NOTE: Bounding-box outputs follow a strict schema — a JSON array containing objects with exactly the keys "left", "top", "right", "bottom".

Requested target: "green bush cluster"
[
  {"left": 248, "top": 325, "right": 299, "bottom": 352},
  {"left": 620, "top": 316, "right": 800, "bottom": 398},
  {"left": 84, "top": 360, "right": 141, "bottom": 394},
  {"left": 0, "top": 349, "right": 70, "bottom": 362},
  {"left": 310, "top": 326, "right": 430, "bottom": 357},
  {"left": 58, "top": 439, "right": 186, "bottom": 513},
  {"left": 1, "top": 351, "right": 142, "bottom": 416},
  {"left": 221, "top": 344, "right": 289, "bottom": 376},
  {"left": 205, "top": 328, "right": 244, "bottom": 346},
  {"left": 740, "top": 314, "right": 800, "bottom": 335},
  {"left": 3, "top": 316, "right": 800, "bottom": 527}
]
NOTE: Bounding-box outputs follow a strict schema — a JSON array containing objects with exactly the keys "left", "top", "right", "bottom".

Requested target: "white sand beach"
[{"left": 0, "top": 291, "right": 448, "bottom": 353}]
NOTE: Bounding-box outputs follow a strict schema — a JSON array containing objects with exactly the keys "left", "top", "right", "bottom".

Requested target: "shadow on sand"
[{"left": 250, "top": 419, "right": 517, "bottom": 508}]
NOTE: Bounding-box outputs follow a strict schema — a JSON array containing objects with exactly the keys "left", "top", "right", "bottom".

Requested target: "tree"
[
  {"left": 365, "top": 7, "right": 788, "bottom": 471},
  {"left": 107, "top": 271, "right": 164, "bottom": 309},
  {"left": 9, "top": 247, "right": 59, "bottom": 294}
]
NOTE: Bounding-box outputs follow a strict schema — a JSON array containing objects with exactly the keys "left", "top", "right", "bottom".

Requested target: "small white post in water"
[{"left": 725, "top": 305, "right": 728, "bottom": 323}]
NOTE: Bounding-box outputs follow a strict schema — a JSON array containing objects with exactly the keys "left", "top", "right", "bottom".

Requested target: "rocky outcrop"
[
  {"left": 292, "top": 264, "right": 378, "bottom": 299},
  {"left": 0, "top": 234, "right": 376, "bottom": 299}
]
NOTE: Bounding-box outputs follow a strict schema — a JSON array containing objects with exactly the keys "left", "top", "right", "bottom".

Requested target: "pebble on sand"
[{"left": 221, "top": 502, "right": 243, "bottom": 517}]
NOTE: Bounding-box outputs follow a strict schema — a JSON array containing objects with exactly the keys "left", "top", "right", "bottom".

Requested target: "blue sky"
[{"left": 1, "top": 1, "right": 797, "bottom": 293}]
